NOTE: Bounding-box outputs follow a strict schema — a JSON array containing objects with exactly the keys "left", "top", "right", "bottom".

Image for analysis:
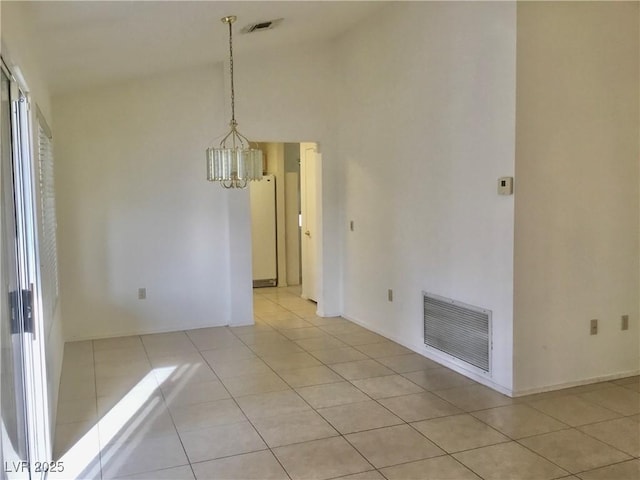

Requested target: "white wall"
[
  {"left": 53, "top": 36, "right": 340, "bottom": 338},
  {"left": 53, "top": 65, "right": 237, "bottom": 339},
  {"left": 514, "top": 2, "right": 639, "bottom": 393},
  {"left": 227, "top": 190, "right": 253, "bottom": 327},
  {"left": 2, "top": 0, "right": 63, "bottom": 439},
  {"left": 231, "top": 40, "right": 342, "bottom": 315},
  {"left": 335, "top": 2, "right": 517, "bottom": 391},
  {"left": 1, "top": 2, "right": 52, "bottom": 121},
  {"left": 43, "top": 1, "right": 637, "bottom": 398}
]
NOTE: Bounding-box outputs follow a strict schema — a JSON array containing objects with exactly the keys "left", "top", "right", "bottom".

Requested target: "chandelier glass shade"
[
  {"left": 206, "top": 15, "right": 263, "bottom": 189},
  {"left": 206, "top": 123, "right": 263, "bottom": 189}
]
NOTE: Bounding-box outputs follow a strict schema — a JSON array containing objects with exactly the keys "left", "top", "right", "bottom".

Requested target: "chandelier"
[{"left": 206, "top": 15, "right": 263, "bottom": 189}]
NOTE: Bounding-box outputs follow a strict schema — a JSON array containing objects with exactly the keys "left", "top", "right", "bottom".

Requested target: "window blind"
[{"left": 37, "top": 122, "right": 58, "bottom": 320}]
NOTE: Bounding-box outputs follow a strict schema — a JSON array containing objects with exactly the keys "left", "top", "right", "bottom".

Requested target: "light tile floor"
[{"left": 54, "top": 287, "right": 640, "bottom": 480}]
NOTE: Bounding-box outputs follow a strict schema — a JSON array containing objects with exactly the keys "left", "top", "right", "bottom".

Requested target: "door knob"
[{"left": 304, "top": 230, "right": 311, "bottom": 237}]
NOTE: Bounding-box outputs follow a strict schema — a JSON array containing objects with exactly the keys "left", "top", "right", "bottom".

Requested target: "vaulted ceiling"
[{"left": 14, "top": 1, "right": 388, "bottom": 94}]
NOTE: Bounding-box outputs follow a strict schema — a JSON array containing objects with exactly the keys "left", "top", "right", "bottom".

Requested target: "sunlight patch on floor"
[{"left": 49, "top": 366, "right": 176, "bottom": 480}]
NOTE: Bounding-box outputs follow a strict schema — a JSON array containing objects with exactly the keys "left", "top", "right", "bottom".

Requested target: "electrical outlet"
[
  {"left": 498, "top": 177, "right": 514, "bottom": 195},
  {"left": 138, "top": 288, "right": 146, "bottom": 300},
  {"left": 388, "top": 289, "right": 393, "bottom": 302},
  {"left": 621, "top": 315, "right": 629, "bottom": 331},
  {"left": 590, "top": 319, "right": 598, "bottom": 335}
]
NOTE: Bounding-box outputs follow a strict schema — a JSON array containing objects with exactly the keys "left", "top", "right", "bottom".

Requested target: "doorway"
[{"left": 249, "top": 142, "right": 320, "bottom": 307}]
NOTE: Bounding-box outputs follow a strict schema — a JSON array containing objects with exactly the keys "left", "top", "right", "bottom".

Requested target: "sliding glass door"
[
  {"left": 1, "top": 64, "right": 32, "bottom": 479},
  {"left": 0, "top": 58, "right": 53, "bottom": 480}
]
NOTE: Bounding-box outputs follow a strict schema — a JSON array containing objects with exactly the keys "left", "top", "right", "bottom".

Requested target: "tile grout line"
[
  {"left": 254, "top": 294, "right": 509, "bottom": 480},
  {"left": 258, "top": 292, "right": 612, "bottom": 479},
  {"left": 247, "top": 298, "right": 451, "bottom": 478},
  {"left": 220, "top": 320, "right": 310, "bottom": 480},
  {"left": 149, "top": 330, "right": 270, "bottom": 479},
  {"left": 133, "top": 332, "right": 193, "bottom": 480},
  {"left": 58, "top": 288, "right": 638, "bottom": 479},
  {"left": 90, "top": 339, "right": 104, "bottom": 480},
  {"left": 236, "top": 296, "right": 405, "bottom": 479}
]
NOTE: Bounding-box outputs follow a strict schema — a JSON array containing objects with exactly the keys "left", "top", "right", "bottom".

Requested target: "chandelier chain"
[
  {"left": 228, "top": 19, "right": 236, "bottom": 127},
  {"left": 207, "top": 15, "right": 263, "bottom": 188}
]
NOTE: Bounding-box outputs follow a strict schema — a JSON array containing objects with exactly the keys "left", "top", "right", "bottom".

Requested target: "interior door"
[
  {"left": 1, "top": 65, "right": 31, "bottom": 479},
  {"left": 300, "top": 145, "right": 318, "bottom": 302}
]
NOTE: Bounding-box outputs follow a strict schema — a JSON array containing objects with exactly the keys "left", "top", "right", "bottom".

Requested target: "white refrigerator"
[{"left": 250, "top": 174, "right": 277, "bottom": 287}]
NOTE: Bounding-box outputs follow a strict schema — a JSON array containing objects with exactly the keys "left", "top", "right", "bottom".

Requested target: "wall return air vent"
[{"left": 423, "top": 292, "right": 491, "bottom": 373}]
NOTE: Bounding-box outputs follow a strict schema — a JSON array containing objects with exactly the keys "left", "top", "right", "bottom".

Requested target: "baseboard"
[
  {"left": 341, "top": 313, "right": 639, "bottom": 398},
  {"left": 64, "top": 321, "right": 229, "bottom": 342},
  {"left": 341, "top": 313, "right": 514, "bottom": 397},
  {"left": 229, "top": 320, "right": 256, "bottom": 328},
  {"left": 512, "top": 369, "right": 640, "bottom": 397}
]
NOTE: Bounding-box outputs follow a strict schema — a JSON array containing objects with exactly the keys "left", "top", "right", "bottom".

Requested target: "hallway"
[{"left": 54, "top": 288, "right": 639, "bottom": 479}]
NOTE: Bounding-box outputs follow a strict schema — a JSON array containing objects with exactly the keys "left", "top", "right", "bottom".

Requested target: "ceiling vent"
[{"left": 241, "top": 18, "right": 283, "bottom": 34}]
